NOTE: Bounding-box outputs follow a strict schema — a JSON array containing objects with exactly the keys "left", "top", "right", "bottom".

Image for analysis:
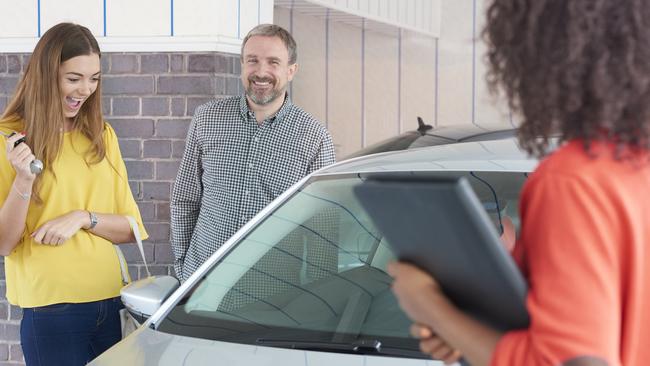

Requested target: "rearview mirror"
[{"left": 120, "top": 275, "right": 180, "bottom": 323}]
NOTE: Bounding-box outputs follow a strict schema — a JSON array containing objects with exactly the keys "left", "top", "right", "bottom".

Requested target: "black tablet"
[{"left": 353, "top": 174, "right": 529, "bottom": 331}]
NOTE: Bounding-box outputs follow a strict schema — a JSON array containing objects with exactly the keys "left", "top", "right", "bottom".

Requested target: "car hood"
[{"left": 90, "top": 327, "right": 442, "bottom": 366}]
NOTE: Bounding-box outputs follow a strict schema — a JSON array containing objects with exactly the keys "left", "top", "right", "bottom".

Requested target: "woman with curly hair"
[{"left": 389, "top": 1, "right": 650, "bottom": 365}]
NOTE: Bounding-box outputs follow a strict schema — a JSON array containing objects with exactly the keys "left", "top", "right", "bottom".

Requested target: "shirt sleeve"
[
  {"left": 0, "top": 136, "right": 14, "bottom": 204},
  {"left": 170, "top": 113, "right": 203, "bottom": 280},
  {"left": 491, "top": 173, "right": 622, "bottom": 366},
  {"left": 104, "top": 123, "right": 149, "bottom": 241},
  {"left": 307, "top": 129, "right": 336, "bottom": 174},
  {"left": 0, "top": 122, "right": 23, "bottom": 203}
]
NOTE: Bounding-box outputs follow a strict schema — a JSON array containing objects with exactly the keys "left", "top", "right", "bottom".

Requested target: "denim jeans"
[{"left": 20, "top": 297, "right": 124, "bottom": 366}]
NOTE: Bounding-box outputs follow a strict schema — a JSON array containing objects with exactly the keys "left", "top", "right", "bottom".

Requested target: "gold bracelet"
[{"left": 12, "top": 184, "right": 31, "bottom": 201}]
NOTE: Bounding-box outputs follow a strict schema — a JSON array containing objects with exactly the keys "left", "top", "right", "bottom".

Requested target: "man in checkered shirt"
[{"left": 171, "top": 24, "right": 336, "bottom": 282}]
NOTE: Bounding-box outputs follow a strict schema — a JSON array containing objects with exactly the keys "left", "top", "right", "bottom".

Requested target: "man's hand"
[{"left": 32, "top": 210, "right": 88, "bottom": 246}]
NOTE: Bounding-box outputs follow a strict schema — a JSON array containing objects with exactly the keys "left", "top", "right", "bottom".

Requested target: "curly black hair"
[{"left": 483, "top": 0, "right": 650, "bottom": 156}]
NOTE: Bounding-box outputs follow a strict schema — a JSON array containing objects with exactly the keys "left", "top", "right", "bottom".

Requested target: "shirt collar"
[{"left": 239, "top": 93, "right": 293, "bottom": 124}]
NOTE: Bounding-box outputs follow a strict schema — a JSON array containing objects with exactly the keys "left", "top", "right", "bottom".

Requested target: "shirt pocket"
[
  {"left": 261, "top": 147, "right": 309, "bottom": 197},
  {"left": 32, "top": 303, "right": 72, "bottom": 313},
  {"left": 201, "top": 140, "right": 232, "bottom": 195}
]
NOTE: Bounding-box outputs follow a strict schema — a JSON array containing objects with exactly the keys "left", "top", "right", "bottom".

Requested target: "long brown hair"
[
  {"left": 483, "top": 0, "right": 650, "bottom": 157},
  {"left": 2, "top": 23, "right": 106, "bottom": 201}
]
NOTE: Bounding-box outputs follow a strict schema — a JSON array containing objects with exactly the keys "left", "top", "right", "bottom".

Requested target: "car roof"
[
  {"left": 320, "top": 137, "right": 539, "bottom": 175},
  {"left": 344, "top": 122, "right": 518, "bottom": 159},
  {"left": 418, "top": 123, "right": 517, "bottom": 141}
]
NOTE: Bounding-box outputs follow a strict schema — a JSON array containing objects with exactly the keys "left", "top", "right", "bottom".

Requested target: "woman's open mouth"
[{"left": 65, "top": 96, "right": 84, "bottom": 110}]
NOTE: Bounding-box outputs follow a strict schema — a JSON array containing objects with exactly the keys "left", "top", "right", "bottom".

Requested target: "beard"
[{"left": 245, "top": 76, "right": 285, "bottom": 106}]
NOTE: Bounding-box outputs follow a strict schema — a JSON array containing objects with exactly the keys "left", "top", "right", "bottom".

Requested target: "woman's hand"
[
  {"left": 389, "top": 261, "right": 503, "bottom": 366},
  {"left": 5, "top": 132, "right": 37, "bottom": 182},
  {"left": 412, "top": 323, "right": 462, "bottom": 365},
  {"left": 32, "top": 210, "right": 88, "bottom": 246},
  {"left": 388, "top": 261, "right": 446, "bottom": 325}
]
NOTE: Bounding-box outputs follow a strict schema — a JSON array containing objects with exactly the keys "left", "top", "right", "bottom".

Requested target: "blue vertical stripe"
[
  {"left": 471, "top": 0, "right": 477, "bottom": 126},
  {"left": 397, "top": 28, "right": 402, "bottom": 134},
  {"left": 435, "top": 37, "right": 439, "bottom": 127},
  {"left": 237, "top": 0, "right": 241, "bottom": 38},
  {"left": 325, "top": 9, "right": 330, "bottom": 128},
  {"left": 103, "top": 0, "right": 107, "bottom": 36},
  {"left": 170, "top": 0, "right": 174, "bottom": 36},
  {"left": 361, "top": 19, "right": 366, "bottom": 147},
  {"left": 37, "top": 0, "right": 41, "bottom": 37}
]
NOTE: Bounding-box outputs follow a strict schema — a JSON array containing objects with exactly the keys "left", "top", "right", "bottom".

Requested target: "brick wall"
[{"left": 0, "top": 51, "right": 241, "bottom": 365}]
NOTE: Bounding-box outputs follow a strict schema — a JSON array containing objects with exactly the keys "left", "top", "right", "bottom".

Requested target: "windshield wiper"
[{"left": 255, "top": 338, "right": 425, "bottom": 358}]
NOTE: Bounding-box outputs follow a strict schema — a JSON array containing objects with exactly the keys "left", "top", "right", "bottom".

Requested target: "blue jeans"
[{"left": 20, "top": 297, "right": 124, "bottom": 366}]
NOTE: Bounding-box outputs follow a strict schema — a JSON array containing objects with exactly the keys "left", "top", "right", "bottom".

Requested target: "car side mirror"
[{"left": 120, "top": 275, "right": 180, "bottom": 323}]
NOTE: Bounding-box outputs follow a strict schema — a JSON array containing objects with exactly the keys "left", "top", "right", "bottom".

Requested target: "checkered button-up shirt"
[{"left": 171, "top": 95, "right": 336, "bottom": 281}]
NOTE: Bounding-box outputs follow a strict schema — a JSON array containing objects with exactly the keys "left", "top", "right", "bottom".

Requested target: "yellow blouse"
[{"left": 0, "top": 118, "right": 148, "bottom": 307}]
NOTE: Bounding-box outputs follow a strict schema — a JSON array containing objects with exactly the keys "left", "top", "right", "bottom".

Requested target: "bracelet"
[
  {"left": 87, "top": 211, "right": 98, "bottom": 230},
  {"left": 12, "top": 184, "right": 31, "bottom": 201}
]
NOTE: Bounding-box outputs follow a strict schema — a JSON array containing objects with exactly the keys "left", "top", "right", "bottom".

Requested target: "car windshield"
[{"left": 158, "top": 171, "right": 527, "bottom": 357}]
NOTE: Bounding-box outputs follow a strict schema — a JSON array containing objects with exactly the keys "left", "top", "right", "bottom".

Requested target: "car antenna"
[{"left": 416, "top": 116, "right": 433, "bottom": 135}]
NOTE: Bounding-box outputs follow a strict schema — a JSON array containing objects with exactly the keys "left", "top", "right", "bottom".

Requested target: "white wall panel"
[
  {"left": 106, "top": 0, "right": 170, "bottom": 36},
  {"left": 474, "top": 0, "right": 514, "bottom": 127},
  {"left": 174, "top": 0, "right": 220, "bottom": 36},
  {"left": 401, "top": 30, "right": 436, "bottom": 131},
  {"left": 300, "top": 0, "right": 439, "bottom": 36},
  {"left": 386, "top": 0, "right": 400, "bottom": 19},
  {"left": 327, "top": 21, "right": 363, "bottom": 157},
  {"left": 437, "top": 0, "right": 473, "bottom": 126},
  {"left": 358, "top": 0, "right": 369, "bottom": 13},
  {"left": 259, "top": 0, "right": 275, "bottom": 24},
  {"left": 408, "top": 0, "right": 416, "bottom": 27},
  {"left": 0, "top": 0, "right": 38, "bottom": 37},
  {"left": 377, "top": 0, "right": 388, "bottom": 18},
  {"left": 289, "top": 8, "right": 328, "bottom": 127},
  {"left": 365, "top": 29, "right": 399, "bottom": 144},
  {"left": 217, "top": 0, "right": 239, "bottom": 39},
  {"left": 41, "top": 0, "right": 103, "bottom": 36},
  {"left": 396, "top": 0, "right": 406, "bottom": 24},
  {"left": 240, "top": 0, "right": 262, "bottom": 38}
]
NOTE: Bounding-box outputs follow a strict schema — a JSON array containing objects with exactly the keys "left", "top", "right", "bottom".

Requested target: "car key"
[
  {"left": 0, "top": 131, "right": 44, "bottom": 175},
  {"left": 9, "top": 132, "right": 27, "bottom": 148}
]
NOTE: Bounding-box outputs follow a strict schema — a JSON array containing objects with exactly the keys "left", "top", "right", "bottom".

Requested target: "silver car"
[{"left": 90, "top": 137, "right": 538, "bottom": 366}]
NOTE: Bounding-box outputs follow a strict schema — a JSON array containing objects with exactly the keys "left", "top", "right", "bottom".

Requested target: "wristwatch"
[{"left": 88, "top": 211, "right": 98, "bottom": 230}]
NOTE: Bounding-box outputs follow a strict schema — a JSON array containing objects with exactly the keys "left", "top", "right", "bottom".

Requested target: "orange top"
[{"left": 491, "top": 140, "right": 650, "bottom": 366}]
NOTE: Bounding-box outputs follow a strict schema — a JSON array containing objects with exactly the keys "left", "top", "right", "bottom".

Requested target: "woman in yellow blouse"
[{"left": 0, "top": 23, "right": 148, "bottom": 365}]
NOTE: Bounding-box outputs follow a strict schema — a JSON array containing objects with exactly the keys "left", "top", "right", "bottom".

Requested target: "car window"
[{"left": 158, "top": 171, "right": 527, "bottom": 356}]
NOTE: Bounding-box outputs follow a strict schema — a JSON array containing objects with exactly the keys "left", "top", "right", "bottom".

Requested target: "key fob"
[{"left": 8, "top": 132, "right": 26, "bottom": 148}]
